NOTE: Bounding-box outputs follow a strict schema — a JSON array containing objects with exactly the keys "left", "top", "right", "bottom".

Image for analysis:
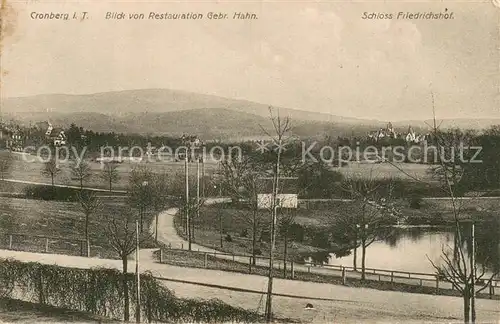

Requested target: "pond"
[{"left": 307, "top": 224, "right": 500, "bottom": 275}]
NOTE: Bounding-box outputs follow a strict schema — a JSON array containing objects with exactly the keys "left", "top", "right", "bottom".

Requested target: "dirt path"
[{"left": 1, "top": 249, "right": 499, "bottom": 323}]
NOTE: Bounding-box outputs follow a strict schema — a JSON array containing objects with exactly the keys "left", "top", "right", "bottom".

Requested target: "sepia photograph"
[{"left": 0, "top": 0, "right": 499, "bottom": 323}]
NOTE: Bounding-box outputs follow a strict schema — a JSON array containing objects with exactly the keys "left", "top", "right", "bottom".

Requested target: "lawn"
[
  {"left": 176, "top": 205, "right": 341, "bottom": 262},
  {"left": 335, "top": 162, "right": 434, "bottom": 181},
  {"left": 0, "top": 197, "right": 155, "bottom": 258},
  {"left": 6, "top": 153, "right": 218, "bottom": 191}
]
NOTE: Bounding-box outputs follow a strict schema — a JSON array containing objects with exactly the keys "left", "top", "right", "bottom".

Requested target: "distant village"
[
  {"left": 0, "top": 120, "right": 67, "bottom": 151},
  {"left": 367, "top": 122, "right": 429, "bottom": 144}
]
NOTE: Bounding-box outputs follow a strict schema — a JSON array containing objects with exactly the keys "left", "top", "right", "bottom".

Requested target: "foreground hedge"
[
  {"left": 0, "top": 258, "right": 261, "bottom": 323},
  {"left": 23, "top": 185, "right": 90, "bottom": 202}
]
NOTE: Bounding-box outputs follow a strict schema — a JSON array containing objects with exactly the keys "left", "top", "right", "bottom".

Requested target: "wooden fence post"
[
  {"left": 8, "top": 235, "right": 12, "bottom": 250},
  {"left": 181, "top": 243, "right": 183, "bottom": 250},
  {"left": 159, "top": 249, "right": 163, "bottom": 263},
  {"left": 342, "top": 267, "right": 346, "bottom": 285},
  {"left": 489, "top": 282, "right": 494, "bottom": 299},
  {"left": 308, "top": 265, "right": 311, "bottom": 273},
  {"left": 390, "top": 271, "right": 394, "bottom": 283},
  {"left": 291, "top": 261, "right": 295, "bottom": 279},
  {"left": 249, "top": 256, "right": 252, "bottom": 274},
  {"left": 204, "top": 253, "right": 208, "bottom": 268},
  {"left": 45, "top": 238, "right": 49, "bottom": 253},
  {"left": 435, "top": 277, "right": 439, "bottom": 294},
  {"left": 232, "top": 253, "right": 235, "bottom": 261}
]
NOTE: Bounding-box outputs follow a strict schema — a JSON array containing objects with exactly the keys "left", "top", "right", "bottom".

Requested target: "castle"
[{"left": 368, "top": 122, "right": 428, "bottom": 144}]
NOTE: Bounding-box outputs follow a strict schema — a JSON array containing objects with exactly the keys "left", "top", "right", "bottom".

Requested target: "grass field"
[
  {"left": 335, "top": 162, "right": 434, "bottom": 181},
  {"left": 6, "top": 153, "right": 219, "bottom": 191},
  {"left": 0, "top": 197, "right": 155, "bottom": 258}
]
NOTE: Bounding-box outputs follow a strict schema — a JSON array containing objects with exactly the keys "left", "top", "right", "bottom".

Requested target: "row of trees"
[{"left": 41, "top": 157, "right": 120, "bottom": 191}]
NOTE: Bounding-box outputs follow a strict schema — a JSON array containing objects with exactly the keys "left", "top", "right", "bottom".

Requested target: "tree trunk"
[
  {"left": 220, "top": 212, "right": 223, "bottom": 248},
  {"left": 80, "top": 178, "right": 83, "bottom": 190},
  {"left": 51, "top": 174, "right": 55, "bottom": 187},
  {"left": 85, "top": 213, "right": 90, "bottom": 257},
  {"left": 353, "top": 245, "right": 357, "bottom": 271},
  {"left": 155, "top": 213, "right": 159, "bottom": 242},
  {"left": 353, "top": 230, "right": 358, "bottom": 271},
  {"left": 109, "top": 177, "right": 112, "bottom": 192},
  {"left": 361, "top": 238, "right": 367, "bottom": 280},
  {"left": 283, "top": 233, "right": 288, "bottom": 278},
  {"left": 122, "top": 255, "right": 130, "bottom": 322},
  {"left": 252, "top": 211, "right": 257, "bottom": 266},
  {"left": 463, "top": 289, "right": 470, "bottom": 324}
]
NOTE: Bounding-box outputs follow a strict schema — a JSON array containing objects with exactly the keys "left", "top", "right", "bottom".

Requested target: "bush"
[
  {"left": 289, "top": 223, "right": 305, "bottom": 242},
  {"left": 0, "top": 258, "right": 261, "bottom": 323},
  {"left": 408, "top": 195, "right": 423, "bottom": 209},
  {"left": 24, "top": 185, "right": 89, "bottom": 202},
  {"left": 224, "top": 234, "right": 233, "bottom": 242},
  {"left": 240, "top": 228, "right": 248, "bottom": 238}
]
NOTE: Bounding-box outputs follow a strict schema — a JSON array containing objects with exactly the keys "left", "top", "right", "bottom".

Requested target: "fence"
[
  {"left": 1, "top": 232, "right": 90, "bottom": 257},
  {"left": 159, "top": 244, "right": 499, "bottom": 299}
]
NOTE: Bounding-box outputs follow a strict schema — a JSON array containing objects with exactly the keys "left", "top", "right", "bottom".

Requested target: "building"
[
  {"left": 45, "top": 124, "right": 67, "bottom": 146},
  {"left": 256, "top": 177, "right": 298, "bottom": 209}
]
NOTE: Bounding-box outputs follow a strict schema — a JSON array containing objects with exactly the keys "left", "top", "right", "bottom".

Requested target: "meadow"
[
  {"left": 6, "top": 153, "right": 219, "bottom": 191},
  {"left": 0, "top": 196, "right": 152, "bottom": 258}
]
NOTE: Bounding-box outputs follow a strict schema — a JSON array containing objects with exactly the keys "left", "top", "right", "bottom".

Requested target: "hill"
[{"left": 2, "top": 89, "right": 499, "bottom": 139}]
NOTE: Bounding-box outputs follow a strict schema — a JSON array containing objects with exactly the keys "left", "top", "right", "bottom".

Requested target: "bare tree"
[
  {"left": 104, "top": 211, "right": 149, "bottom": 322},
  {"left": 100, "top": 162, "right": 120, "bottom": 191},
  {"left": 150, "top": 172, "right": 170, "bottom": 242},
  {"left": 71, "top": 159, "right": 92, "bottom": 189},
  {"left": 337, "top": 173, "right": 399, "bottom": 280},
  {"left": 0, "top": 151, "right": 13, "bottom": 180},
  {"left": 41, "top": 157, "right": 61, "bottom": 186},
  {"left": 384, "top": 92, "right": 499, "bottom": 323},
  {"left": 278, "top": 207, "right": 297, "bottom": 278},
  {"left": 77, "top": 190, "right": 102, "bottom": 257},
  {"left": 424, "top": 96, "right": 498, "bottom": 323},
  {"left": 261, "top": 107, "right": 292, "bottom": 322},
  {"left": 220, "top": 155, "right": 268, "bottom": 264},
  {"left": 129, "top": 166, "right": 153, "bottom": 232}
]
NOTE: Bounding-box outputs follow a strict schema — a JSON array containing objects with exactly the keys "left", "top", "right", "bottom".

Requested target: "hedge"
[
  {"left": 0, "top": 258, "right": 261, "bottom": 323},
  {"left": 23, "top": 185, "right": 90, "bottom": 202}
]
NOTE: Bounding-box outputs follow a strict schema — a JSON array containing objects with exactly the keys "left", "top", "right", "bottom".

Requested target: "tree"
[
  {"left": 104, "top": 211, "right": 149, "bottom": 322},
  {"left": 334, "top": 174, "right": 399, "bottom": 280},
  {"left": 424, "top": 100, "right": 499, "bottom": 324},
  {"left": 297, "top": 161, "right": 343, "bottom": 198},
  {"left": 261, "top": 107, "right": 292, "bottom": 322},
  {"left": 77, "top": 190, "right": 101, "bottom": 257},
  {"left": 41, "top": 157, "right": 61, "bottom": 186},
  {"left": 129, "top": 166, "right": 153, "bottom": 232},
  {"left": 278, "top": 208, "right": 296, "bottom": 278},
  {"left": 219, "top": 155, "right": 268, "bottom": 265},
  {"left": 0, "top": 151, "right": 13, "bottom": 180},
  {"left": 71, "top": 159, "right": 92, "bottom": 189},
  {"left": 150, "top": 172, "right": 169, "bottom": 242},
  {"left": 100, "top": 162, "right": 120, "bottom": 191}
]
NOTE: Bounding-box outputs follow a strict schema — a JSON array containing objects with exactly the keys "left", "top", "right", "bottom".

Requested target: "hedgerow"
[{"left": 0, "top": 258, "right": 261, "bottom": 323}]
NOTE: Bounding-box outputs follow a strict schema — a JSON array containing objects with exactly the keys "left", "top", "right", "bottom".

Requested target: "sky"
[{"left": 1, "top": 0, "right": 499, "bottom": 121}]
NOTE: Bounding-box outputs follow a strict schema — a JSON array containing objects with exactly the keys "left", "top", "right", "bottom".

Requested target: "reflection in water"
[{"left": 323, "top": 222, "right": 500, "bottom": 274}]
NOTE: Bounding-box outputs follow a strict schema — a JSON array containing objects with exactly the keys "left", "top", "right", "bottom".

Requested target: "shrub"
[
  {"left": 408, "top": 195, "right": 423, "bottom": 209},
  {"left": 23, "top": 185, "right": 89, "bottom": 202},
  {"left": 0, "top": 258, "right": 261, "bottom": 323},
  {"left": 240, "top": 228, "right": 248, "bottom": 238},
  {"left": 224, "top": 234, "right": 233, "bottom": 242}
]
